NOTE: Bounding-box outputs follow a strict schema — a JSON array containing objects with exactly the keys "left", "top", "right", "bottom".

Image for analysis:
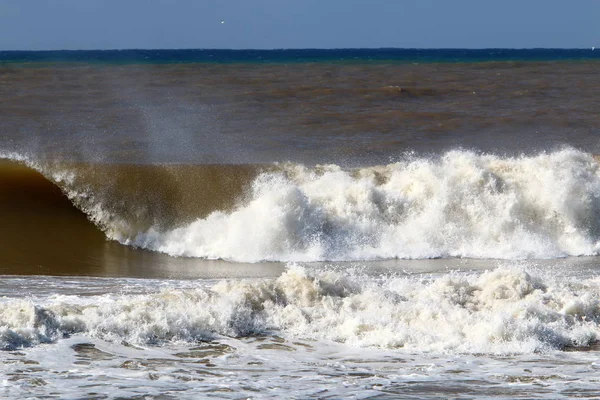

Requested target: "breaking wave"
[{"left": 3, "top": 148, "right": 600, "bottom": 262}]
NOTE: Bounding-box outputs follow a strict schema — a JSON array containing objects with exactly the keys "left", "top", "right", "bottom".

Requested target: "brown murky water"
[{"left": 1, "top": 61, "right": 599, "bottom": 165}]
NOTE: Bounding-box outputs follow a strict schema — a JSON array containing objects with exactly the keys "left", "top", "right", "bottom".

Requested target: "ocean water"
[{"left": 1, "top": 49, "right": 600, "bottom": 399}]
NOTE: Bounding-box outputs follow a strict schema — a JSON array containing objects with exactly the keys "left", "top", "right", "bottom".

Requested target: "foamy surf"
[
  {"left": 1, "top": 264, "right": 599, "bottom": 354},
  {"left": 2, "top": 263, "right": 600, "bottom": 399},
  {"left": 130, "top": 148, "right": 600, "bottom": 262}
]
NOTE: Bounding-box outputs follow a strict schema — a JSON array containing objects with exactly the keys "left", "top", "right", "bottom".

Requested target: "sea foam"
[
  {"left": 129, "top": 149, "right": 600, "bottom": 261},
  {"left": 1, "top": 265, "right": 599, "bottom": 354}
]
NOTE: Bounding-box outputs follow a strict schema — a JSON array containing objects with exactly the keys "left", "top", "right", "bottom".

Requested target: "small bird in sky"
[{"left": 221, "top": 20, "right": 225, "bottom": 24}]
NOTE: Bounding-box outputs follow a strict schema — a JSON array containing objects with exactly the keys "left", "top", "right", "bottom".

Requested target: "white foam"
[
  {"left": 1, "top": 265, "right": 599, "bottom": 354},
  {"left": 129, "top": 149, "right": 600, "bottom": 261}
]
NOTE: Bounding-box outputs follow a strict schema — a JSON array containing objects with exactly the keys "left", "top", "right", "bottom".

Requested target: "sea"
[{"left": 1, "top": 48, "right": 600, "bottom": 399}]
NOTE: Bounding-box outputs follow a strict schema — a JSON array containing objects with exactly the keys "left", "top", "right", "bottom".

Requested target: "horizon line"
[{"left": 0, "top": 47, "right": 597, "bottom": 52}]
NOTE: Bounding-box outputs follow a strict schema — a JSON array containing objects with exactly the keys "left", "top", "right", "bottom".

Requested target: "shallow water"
[{"left": 2, "top": 264, "right": 600, "bottom": 399}]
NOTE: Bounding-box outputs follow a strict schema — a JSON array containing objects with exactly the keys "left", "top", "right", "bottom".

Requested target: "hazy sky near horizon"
[{"left": 0, "top": 0, "right": 598, "bottom": 50}]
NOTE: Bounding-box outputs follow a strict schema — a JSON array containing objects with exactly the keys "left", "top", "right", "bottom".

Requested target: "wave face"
[
  {"left": 3, "top": 148, "right": 600, "bottom": 262},
  {"left": 1, "top": 265, "right": 599, "bottom": 354}
]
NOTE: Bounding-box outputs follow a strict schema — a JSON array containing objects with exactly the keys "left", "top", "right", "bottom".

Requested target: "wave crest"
[{"left": 132, "top": 149, "right": 600, "bottom": 261}]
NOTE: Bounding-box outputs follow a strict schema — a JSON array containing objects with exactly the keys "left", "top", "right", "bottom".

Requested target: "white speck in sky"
[{"left": 220, "top": 20, "right": 225, "bottom": 24}]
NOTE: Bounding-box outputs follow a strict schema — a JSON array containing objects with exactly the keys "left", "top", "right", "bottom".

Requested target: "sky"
[{"left": 0, "top": 0, "right": 598, "bottom": 50}]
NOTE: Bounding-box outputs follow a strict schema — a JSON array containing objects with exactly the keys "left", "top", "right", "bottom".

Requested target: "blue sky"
[{"left": 1, "top": 0, "right": 598, "bottom": 50}]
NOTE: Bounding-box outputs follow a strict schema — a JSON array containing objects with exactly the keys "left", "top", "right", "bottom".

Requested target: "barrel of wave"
[
  {"left": 0, "top": 158, "right": 264, "bottom": 275},
  {"left": 0, "top": 159, "right": 110, "bottom": 275}
]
